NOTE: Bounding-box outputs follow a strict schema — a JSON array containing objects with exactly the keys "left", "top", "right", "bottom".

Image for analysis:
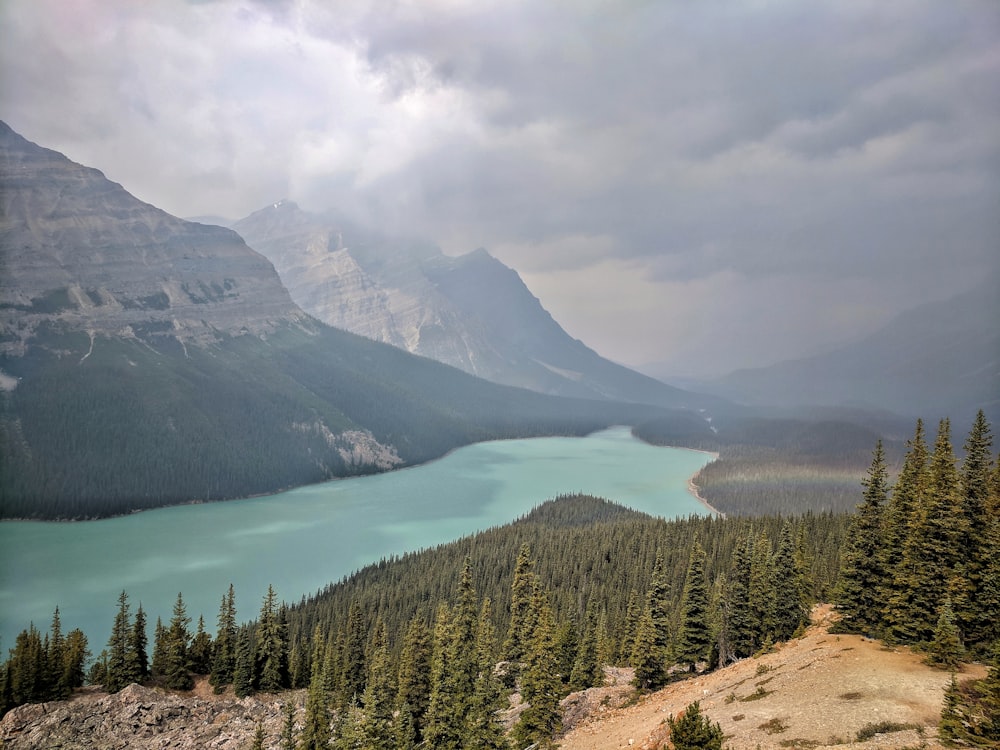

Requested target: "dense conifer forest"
[
  {"left": 0, "top": 323, "right": 664, "bottom": 520},
  {"left": 3, "top": 413, "right": 997, "bottom": 747}
]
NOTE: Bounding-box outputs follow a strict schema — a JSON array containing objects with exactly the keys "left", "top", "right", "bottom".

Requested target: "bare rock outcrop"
[{"left": 0, "top": 683, "right": 297, "bottom": 750}]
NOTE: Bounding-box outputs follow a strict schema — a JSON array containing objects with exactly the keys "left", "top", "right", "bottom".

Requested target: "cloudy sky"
[{"left": 2, "top": 0, "right": 998, "bottom": 377}]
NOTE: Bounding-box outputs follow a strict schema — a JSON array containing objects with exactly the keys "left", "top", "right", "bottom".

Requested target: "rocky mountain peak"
[{"left": 0, "top": 122, "right": 307, "bottom": 356}]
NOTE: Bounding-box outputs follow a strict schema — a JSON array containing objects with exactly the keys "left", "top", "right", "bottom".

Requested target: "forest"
[
  {"left": 0, "top": 322, "right": 661, "bottom": 520},
  {"left": 2, "top": 412, "right": 998, "bottom": 748}
]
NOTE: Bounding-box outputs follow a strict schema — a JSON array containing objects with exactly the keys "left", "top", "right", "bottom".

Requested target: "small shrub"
[
  {"left": 739, "top": 685, "right": 772, "bottom": 702},
  {"left": 732, "top": 713, "right": 745, "bottom": 721},
  {"left": 855, "top": 721, "right": 917, "bottom": 741},
  {"left": 724, "top": 692, "right": 737, "bottom": 704},
  {"left": 838, "top": 691, "right": 863, "bottom": 700},
  {"left": 758, "top": 717, "right": 788, "bottom": 735}
]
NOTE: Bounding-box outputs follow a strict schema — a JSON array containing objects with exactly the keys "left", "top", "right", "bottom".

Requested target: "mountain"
[
  {"left": 0, "top": 122, "right": 667, "bottom": 519},
  {"left": 701, "top": 281, "right": 1000, "bottom": 423},
  {"left": 232, "top": 202, "right": 717, "bottom": 411}
]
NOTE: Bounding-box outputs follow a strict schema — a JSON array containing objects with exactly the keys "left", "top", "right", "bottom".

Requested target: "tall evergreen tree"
[
  {"left": 130, "top": 604, "right": 149, "bottom": 682},
  {"left": 106, "top": 590, "right": 139, "bottom": 692},
  {"left": 423, "top": 604, "right": 463, "bottom": 750},
  {"left": 233, "top": 626, "right": 255, "bottom": 698},
  {"left": 395, "top": 616, "right": 432, "bottom": 744},
  {"left": 151, "top": 617, "right": 167, "bottom": 679},
  {"left": 188, "top": 615, "right": 213, "bottom": 675},
  {"left": 926, "top": 599, "right": 964, "bottom": 671},
  {"left": 502, "top": 543, "right": 536, "bottom": 668},
  {"left": 569, "top": 602, "right": 602, "bottom": 691},
  {"left": 256, "top": 585, "right": 288, "bottom": 693},
  {"left": 210, "top": 584, "right": 238, "bottom": 691},
  {"left": 725, "top": 534, "right": 755, "bottom": 660},
  {"left": 466, "top": 597, "right": 509, "bottom": 750},
  {"left": 748, "top": 531, "right": 776, "bottom": 652},
  {"left": 889, "top": 420, "right": 969, "bottom": 644},
  {"left": 46, "top": 608, "right": 67, "bottom": 700},
  {"left": 299, "top": 626, "right": 331, "bottom": 750},
  {"left": 339, "top": 599, "right": 367, "bottom": 704},
  {"left": 836, "top": 441, "right": 890, "bottom": 636},
  {"left": 62, "top": 628, "right": 89, "bottom": 693},
  {"left": 677, "top": 541, "right": 712, "bottom": 671},
  {"left": 958, "top": 412, "right": 995, "bottom": 645},
  {"left": 773, "top": 522, "right": 809, "bottom": 641},
  {"left": 513, "top": 585, "right": 562, "bottom": 749},
  {"left": 356, "top": 621, "right": 394, "bottom": 749},
  {"left": 163, "top": 592, "right": 193, "bottom": 690}
]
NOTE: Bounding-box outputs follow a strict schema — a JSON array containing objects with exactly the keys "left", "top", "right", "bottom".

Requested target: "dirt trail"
[{"left": 559, "top": 605, "right": 986, "bottom": 750}]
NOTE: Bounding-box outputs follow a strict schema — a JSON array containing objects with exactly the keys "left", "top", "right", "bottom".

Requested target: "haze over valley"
[{"left": 1, "top": 2, "right": 998, "bottom": 747}]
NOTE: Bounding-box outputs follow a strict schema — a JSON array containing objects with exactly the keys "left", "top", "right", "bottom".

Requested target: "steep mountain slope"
[
  {"left": 0, "top": 122, "right": 665, "bottom": 519},
  {"left": 232, "top": 202, "right": 716, "bottom": 410},
  {"left": 704, "top": 282, "right": 1000, "bottom": 423}
]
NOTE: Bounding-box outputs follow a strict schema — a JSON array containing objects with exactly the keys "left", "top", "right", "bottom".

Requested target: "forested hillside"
[{"left": 4, "top": 412, "right": 997, "bottom": 746}]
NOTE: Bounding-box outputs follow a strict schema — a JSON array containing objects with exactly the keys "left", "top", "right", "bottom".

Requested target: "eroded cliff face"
[{"left": 0, "top": 121, "right": 308, "bottom": 357}]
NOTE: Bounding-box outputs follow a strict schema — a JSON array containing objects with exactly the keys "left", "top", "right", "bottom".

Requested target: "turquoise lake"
[{"left": 0, "top": 426, "right": 712, "bottom": 650}]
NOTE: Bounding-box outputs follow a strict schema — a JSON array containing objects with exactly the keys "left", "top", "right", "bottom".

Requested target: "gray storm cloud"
[{"left": 2, "top": 0, "right": 997, "bottom": 375}]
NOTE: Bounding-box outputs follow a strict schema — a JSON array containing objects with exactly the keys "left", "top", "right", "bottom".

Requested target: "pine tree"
[
  {"left": 151, "top": 617, "right": 167, "bottom": 679},
  {"left": 677, "top": 541, "right": 712, "bottom": 671},
  {"left": 211, "top": 584, "right": 238, "bottom": 691},
  {"left": 256, "top": 585, "right": 288, "bottom": 693},
  {"left": 553, "top": 617, "right": 579, "bottom": 687},
  {"left": 569, "top": 602, "right": 602, "bottom": 691},
  {"left": 395, "top": 616, "right": 432, "bottom": 744},
  {"left": 339, "top": 599, "right": 367, "bottom": 705},
  {"left": 355, "top": 621, "right": 394, "bottom": 749},
  {"left": 926, "top": 600, "right": 964, "bottom": 671},
  {"left": 423, "top": 604, "right": 463, "bottom": 750},
  {"left": 233, "top": 626, "right": 255, "bottom": 698},
  {"left": 618, "top": 588, "right": 642, "bottom": 664},
  {"left": 667, "top": 701, "right": 724, "bottom": 750},
  {"left": 163, "top": 592, "right": 193, "bottom": 690},
  {"left": 836, "top": 441, "right": 890, "bottom": 636},
  {"left": 131, "top": 604, "right": 149, "bottom": 682},
  {"left": 47, "top": 607, "right": 67, "bottom": 699},
  {"left": 299, "top": 627, "right": 331, "bottom": 750},
  {"left": 631, "top": 607, "right": 663, "bottom": 690},
  {"left": 62, "top": 628, "right": 89, "bottom": 692},
  {"left": 958, "top": 412, "right": 995, "bottom": 646},
  {"left": 502, "top": 543, "right": 536, "bottom": 668},
  {"left": 889, "top": 420, "right": 969, "bottom": 644},
  {"left": 725, "top": 534, "right": 755, "bottom": 660},
  {"left": 513, "top": 585, "right": 562, "bottom": 749},
  {"left": 773, "top": 522, "right": 808, "bottom": 641},
  {"left": 879, "top": 419, "right": 929, "bottom": 623},
  {"left": 249, "top": 721, "right": 266, "bottom": 750},
  {"left": 466, "top": 597, "right": 509, "bottom": 750},
  {"left": 281, "top": 699, "right": 297, "bottom": 750},
  {"left": 189, "top": 615, "right": 213, "bottom": 675},
  {"left": 748, "top": 531, "right": 776, "bottom": 652},
  {"left": 106, "top": 590, "right": 138, "bottom": 693}
]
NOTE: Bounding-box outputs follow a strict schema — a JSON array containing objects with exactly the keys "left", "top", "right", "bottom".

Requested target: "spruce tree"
[
  {"left": 151, "top": 617, "right": 167, "bottom": 679},
  {"left": 926, "top": 600, "right": 964, "bottom": 671},
  {"left": 513, "top": 585, "right": 562, "bottom": 749},
  {"left": 836, "top": 441, "right": 889, "bottom": 636},
  {"left": 299, "top": 627, "right": 331, "bottom": 750},
  {"left": 466, "top": 597, "right": 509, "bottom": 750},
  {"left": 163, "top": 592, "right": 193, "bottom": 690},
  {"left": 62, "top": 628, "right": 89, "bottom": 692},
  {"left": 211, "top": 584, "right": 237, "bottom": 691},
  {"left": 502, "top": 543, "right": 536, "bottom": 667},
  {"left": 725, "top": 534, "right": 755, "bottom": 660},
  {"left": 256, "top": 585, "right": 288, "bottom": 693},
  {"left": 667, "top": 701, "right": 724, "bottom": 750},
  {"left": 188, "top": 615, "right": 213, "bottom": 675},
  {"left": 356, "top": 622, "right": 394, "bottom": 749},
  {"left": 879, "top": 419, "right": 929, "bottom": 621},
  {"left": 339, "top": 599, "right": 367, "bottom": 704},
  {"left": 958, "top": 412, "right": 995, "bottom": 646},
  {"left": 280, "top": 699, "right": 297, "bottom": 750},
  {"left": 748, "top": 531, "right": 776, "bottom": 652},
  {"left": 395, "top": 616, "right": 432, "bottom": 743},
  {"left": 631, "top": 606, "right": 663, "bottom": 690},
  {"left": 423, "top": 604, "right": 462, "bottom": 750},
  {"left": 47, "top": 608, "right": 67, "bottom": 700},
  {"left": 131, "top": 604, "right": 149, "bottom": 682},
  {"left": 773, "top": 522, "right": 808, "bottom": 641},
  {"left": 889, "top": 420, "right": 969, "bottom": 644},
  {"left": 233, "top": 626, "right": 255, "bottom": 698},
  {"left": 106, "top": 590, "right": 137, "bottom": 693},
  {"left": 677, "top": 541, "right": 712, "bottom": 671},
  {"left": 569, "top": 602, "right": 602, "bottom": 691}
]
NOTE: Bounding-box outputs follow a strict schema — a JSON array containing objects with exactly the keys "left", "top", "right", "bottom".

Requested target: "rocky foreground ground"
[{"left": 1, "top": 606, "right": 984, "bottom": 749}]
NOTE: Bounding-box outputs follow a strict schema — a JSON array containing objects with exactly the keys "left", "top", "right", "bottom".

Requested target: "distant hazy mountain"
[
  {"left": 702, "top": 282, "right": 1000, "bottom": 423},
  {"left": 0, "top": 122, "right": 665, "bottom": 519},
  {"left": 233, "top": 202, "right": 716, "bottom": 411}
]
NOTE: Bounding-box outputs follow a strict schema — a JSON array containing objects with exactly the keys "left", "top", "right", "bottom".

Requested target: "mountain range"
[
  {"left": 693, "top": 280, "right": 1000, "bottom": 424},
  {"left": 0, "top": 122, "right": 675, "bottom": 519},
  {"left": 232, "top": 202, "right": 714, "bottom": 411}
]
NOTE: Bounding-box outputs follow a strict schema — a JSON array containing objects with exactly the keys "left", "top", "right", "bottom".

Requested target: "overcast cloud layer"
[{"left": 2, "top": 0, "right": 997, "bottom": 376}]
